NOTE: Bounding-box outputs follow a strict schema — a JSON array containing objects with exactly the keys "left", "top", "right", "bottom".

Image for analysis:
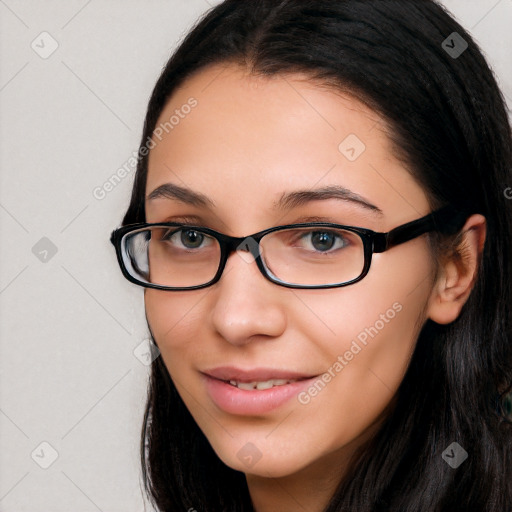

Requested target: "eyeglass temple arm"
[{"left": 372, "top": 205, "right": 470, "bottom": 253}]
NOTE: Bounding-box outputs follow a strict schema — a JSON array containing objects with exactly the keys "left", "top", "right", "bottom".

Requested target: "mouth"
[
  {"left": 225, "top": 378, "right": 307, "bottom": 390},
  {"left": 201, "top": 366, "right": 319, "bottom": 415},
  {"left": 202, "top": 365, "right": 317, "bottom": 382}
]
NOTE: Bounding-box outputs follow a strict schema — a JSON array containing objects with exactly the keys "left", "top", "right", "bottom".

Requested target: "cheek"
[
  {"left": 144, "top": 289, "right": 209, "bottom": 361},
  {"left": 285, "top": 301, "right": 422, "bottom": 460},
  {"left": 295, "top": 239, "right": 432, "bottom": 364},
  {"left": 291, "top": 244, "right": 432, "bottom": 436}
]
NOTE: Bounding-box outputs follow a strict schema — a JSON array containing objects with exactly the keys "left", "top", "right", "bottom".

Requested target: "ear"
[{"left": 426, "top": 214, "right": 486, "bottom": 325}]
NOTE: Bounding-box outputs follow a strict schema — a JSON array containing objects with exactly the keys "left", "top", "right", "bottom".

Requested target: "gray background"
[{"left": 0, "top": 1, "right": 510, "bottom": 511}]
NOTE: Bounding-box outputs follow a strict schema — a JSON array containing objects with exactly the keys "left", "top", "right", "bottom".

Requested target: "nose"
[{"left": 209, "top": 246, "right": 287, "bottom": 346}]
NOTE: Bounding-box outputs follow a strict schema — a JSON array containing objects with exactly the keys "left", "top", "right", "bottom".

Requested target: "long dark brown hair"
[{"left": 119, "top": 1, "right": 512, "bottom": 510}]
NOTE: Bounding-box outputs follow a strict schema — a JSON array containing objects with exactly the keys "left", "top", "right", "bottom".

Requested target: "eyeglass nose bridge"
[
  {"left": 234, "top": 235, "right": 262, "bottom": 260},
  {"left": 219, "top": 233, "right": 261, "bottom": 262},
  {"left": 213, "top": 233, "right": 268, "bottom": 284}
]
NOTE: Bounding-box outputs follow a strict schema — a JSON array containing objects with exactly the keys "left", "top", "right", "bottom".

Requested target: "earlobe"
[{"left": 427, "top": 214, "right": 486, "bottom": 325}]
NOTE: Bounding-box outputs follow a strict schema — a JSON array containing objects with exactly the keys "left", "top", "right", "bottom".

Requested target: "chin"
[
  {"left": 231, "top": 455, "right": 308, "bottom": 479},
  {"left": 207, "top": 434, "right": 319, "bottom": 479}
]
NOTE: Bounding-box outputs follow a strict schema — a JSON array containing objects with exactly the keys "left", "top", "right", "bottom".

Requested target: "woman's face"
[{"left": 144, "top": 63, "right": 437, "bottom": 478}]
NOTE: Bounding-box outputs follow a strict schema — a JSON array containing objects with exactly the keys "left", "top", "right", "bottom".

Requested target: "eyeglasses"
[{"left": 110, "top": 204, "right": 468, "bottom": 290}]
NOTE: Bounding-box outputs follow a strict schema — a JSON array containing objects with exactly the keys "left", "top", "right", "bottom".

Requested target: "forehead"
[{"left": 145, "top": 63, "right": 430, "bottom": 229}]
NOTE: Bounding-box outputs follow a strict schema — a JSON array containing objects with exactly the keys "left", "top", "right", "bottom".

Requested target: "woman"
[{"left": 110, "top": 1, "right": 512, "bottom": 510}]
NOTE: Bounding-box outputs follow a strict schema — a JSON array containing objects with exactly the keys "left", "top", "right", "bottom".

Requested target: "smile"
[
  {"left": 202, "top": 368, "right": 319, "bottom": 415},
  {"left": 227, "top": 378, "right": 299, "bottom": 390}
]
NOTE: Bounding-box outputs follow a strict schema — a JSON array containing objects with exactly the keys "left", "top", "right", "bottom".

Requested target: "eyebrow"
[
  {"left": 147, "top": 183, "right": 215, "bottom": 208},
  {"left": 146, "top": 182, "right": 383, "bottom": 216},
  {"left": 275, "top": 185, "right": 384, "bottom": 216}
]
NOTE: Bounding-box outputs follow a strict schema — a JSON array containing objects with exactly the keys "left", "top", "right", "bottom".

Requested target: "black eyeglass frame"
[{"left": 110, "top": 204, "right": 469, "bottom": 291}]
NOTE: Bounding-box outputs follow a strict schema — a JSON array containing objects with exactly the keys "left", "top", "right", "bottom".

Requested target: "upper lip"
[{"left": 202, "top": 366, "right": 318, "bottom": 383}]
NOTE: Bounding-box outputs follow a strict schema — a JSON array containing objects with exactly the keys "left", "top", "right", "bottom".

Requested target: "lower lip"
[{"left": 203, "top": 374, "right": 317, "bottom": 415}]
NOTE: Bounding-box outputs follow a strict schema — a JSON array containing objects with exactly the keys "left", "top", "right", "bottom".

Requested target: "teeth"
[
  {"left": 238, "top": 382, "right": 258, "bottom": 390},
  {"left": 228, "top": 378, "right": 295, "bottom": 390}
]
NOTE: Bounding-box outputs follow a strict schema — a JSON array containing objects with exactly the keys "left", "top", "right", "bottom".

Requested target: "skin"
[{"left": 143, "top": 63, "right": 486, "bottom": 512}]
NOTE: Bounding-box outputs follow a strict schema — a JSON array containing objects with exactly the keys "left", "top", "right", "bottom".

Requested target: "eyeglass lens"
[{"left": 121, "top": 225, "right": 366, "bottom": 288}]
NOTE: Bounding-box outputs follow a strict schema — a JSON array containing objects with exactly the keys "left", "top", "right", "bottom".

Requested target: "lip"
[
  {"left": 202, "top": 366, "right": 317, "bottom": 383},
  {"left": 201, "top": 366, "right": 319, "bottom": 415}
]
